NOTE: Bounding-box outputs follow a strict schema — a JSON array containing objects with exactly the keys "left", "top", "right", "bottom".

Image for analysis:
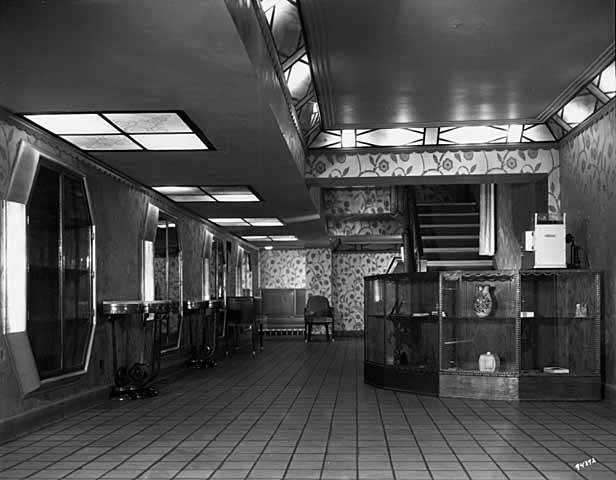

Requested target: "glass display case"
[
  {"left": 519, "top": 270, "right": 601, "bottom": 400},
  {"left": 364, "top": 272, "right": 439, "bottom": 395},
  {"left": 364, "top": 270, "right": 601, "bottom": 400},
  {"left": 438, "top": 270, "right": 519, "bottom": 400}
]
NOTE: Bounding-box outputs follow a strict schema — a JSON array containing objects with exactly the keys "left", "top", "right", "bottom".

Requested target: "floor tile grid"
[
  {"left": 392, "top": 392, "right": 450, "bottom": 480},
  {"left": 123, "top": 340, "right": 319, "bottom": 480},
  {"left": 425, "top": 396, "right": 546, "bottom": 480},
  {"left": 421, "top": 395, "right": 510, "bottom": 480},
  {"left": 505, "top": 401, "right": 616, "bottom": 477},
  {"left": 1, "top": 342, "right": 302, "bottom": 479},
  {"left": 209, "top": 339, "right": 343, "bottom": 480},
  {"left": 314, "top": 336, "right": 354, "bottom": 480},
  {"left": 280, "top": 339, "right": 352, "bottom": 480},
  {"left": 470, "top": 399, "right": 616, "bottom": 477},
  {"left": 446, "top": 397, "right": 611, "bottom": 479}
]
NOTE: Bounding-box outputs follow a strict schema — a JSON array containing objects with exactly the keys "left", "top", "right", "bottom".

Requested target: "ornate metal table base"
[{"left": 101, "top": 300, "right": 167, "bottom": 400}]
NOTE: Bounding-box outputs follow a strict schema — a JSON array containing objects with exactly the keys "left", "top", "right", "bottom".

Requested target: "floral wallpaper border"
[{"left": 308, "top": 148, "right": 561, "bottom": 213}]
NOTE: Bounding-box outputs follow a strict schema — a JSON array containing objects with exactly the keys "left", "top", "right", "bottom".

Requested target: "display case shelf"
[{"left": 364, "top": 269, "right": 602, "bottom": 401}]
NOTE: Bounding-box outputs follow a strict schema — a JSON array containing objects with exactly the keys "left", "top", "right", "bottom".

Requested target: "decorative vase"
[
  {"left": 473, "top": 284, "right": 493, "bottom": 318},
  {"left": 479, "top": 352, "right": 500, "bottom": 372}
]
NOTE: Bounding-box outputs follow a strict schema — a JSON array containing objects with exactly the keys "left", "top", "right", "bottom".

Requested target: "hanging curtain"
[{"left": 479, "top": 184, "right": 495, "bottom": 256}]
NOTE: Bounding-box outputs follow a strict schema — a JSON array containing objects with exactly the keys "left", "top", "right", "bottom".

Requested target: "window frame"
[{"left": 24, "top": 156, "right": 97, "bottom": 383}]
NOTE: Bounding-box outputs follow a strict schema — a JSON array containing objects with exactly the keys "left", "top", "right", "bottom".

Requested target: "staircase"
[{"left": 418, "top": 202, "right": 493, "bottom": 270}]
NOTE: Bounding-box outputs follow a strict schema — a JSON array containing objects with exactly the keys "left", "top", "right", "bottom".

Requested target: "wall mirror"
[
  {"left": 153, "top": 211, "right": 183, "bottom": 352},
  {"left": 209, "top": 236, "right": 226, "bottom": 300},
  {"left": 26, "top": 158, "right": 95, "bottom": 380}
]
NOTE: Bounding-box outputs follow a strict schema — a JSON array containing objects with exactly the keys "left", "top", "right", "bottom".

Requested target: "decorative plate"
[{"left": 473, "top": 285, "right": 493, "bottom": 318}]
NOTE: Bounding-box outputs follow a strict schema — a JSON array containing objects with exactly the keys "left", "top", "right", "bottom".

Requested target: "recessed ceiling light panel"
[
  {"left": 168, "top": 195, "right": 214, "bottom": 202},
  {"left": 26, "top": 114, "right": 119, "bottom": 135},
  {"left": 154, "top": 186, "right": 203, "bottom": 195},
  {"left": 244, "top": 218, "right": 283, "bottom": 227},
  {"left": 61, "top": 135, "right": 142, "bottom": 150},
  {"left": 208, "top": 218, "right": 249, "bottom": 227},
  {"left": 211, "top": 194, "right": 260, "bottom": 202},
  {"left": 103, "top": 113, "right": 191, "bottom": 133},
  {"left": 131, "top": 133, "right": 207, "bottom": 150},
  {"left": 269, "top": 235, "right": 298, "bottom": 241}
]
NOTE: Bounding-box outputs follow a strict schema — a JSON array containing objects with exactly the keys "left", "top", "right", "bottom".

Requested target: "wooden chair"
[{"left": 304, "top": 295, "right": 335, "bottom": 342}]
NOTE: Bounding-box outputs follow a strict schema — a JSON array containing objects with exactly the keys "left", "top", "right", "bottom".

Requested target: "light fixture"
[
  {"left": 341, "top": 130, "right": 356, "bottom": 148},
  {"left": 264, "top": 246, "right": 274, "bottom": 250},
  {"left": 208, "top": 218, "right": 284, "bottom": 227},
  {"left": 153, "top": 185, "right": 261, "bottom": 203},
  {"left": 506, "top": 125, "right": 523, "bottom": 143},
  {"left": 244, "top": 218, "right": 283, "bottom": 227},
  {"left": 269, "top": 235, "right": 298, "bottom": 241},
  {"left": 208, "top": 218, "right": 249, "bottom": 227},
  {"left": 22, "top": 111, "right": 213, "bottom": 151}
]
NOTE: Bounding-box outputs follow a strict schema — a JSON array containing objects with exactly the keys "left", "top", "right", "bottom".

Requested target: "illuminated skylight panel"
[
  {"left": 244, "top": 218, "right": 284, "bottom": 227},
  {"left": 506, "top": 125, "right": 524, "bottom": 143},
  {"left": 131, "top": 133, "right": 207, "bottom": 150},
  {"left": 168, "top": 195, "right": 214, "bottom": 202},
  {"left": 242, "top": 235, "right": 271, "bottom": 241},
  {"left": 357, "top": 128, "right": 423, "bottom": 147},
  {"left": 285, "top": 58, "right": 312, "bottom": 101},
  {"left": 561, "top": 94, "right": 597, "bottom": 126},
  {"left": 269, "top": 235, "right": 298, "bottom": 241},
  {"left": 242, "top": 234, "right": 298, "bottom": 243},
  {"left": 154, "top": 186, "right": 203, "bottom": 195},
  {"left": 61, "top": 135, "right": 142, "bottom": 151},
  {"left": 521, "top": 124, "right": 555, "bottom": 142},
  {"left": 23, "top": 111, "right": 212, "bottom": 151},
  {"left": 209, "top": 218, "right": 249, "bottom": 227},
  {"left": 103, "top": 113, "right": 191, "bottom": 133},
  {"left": 439, "top": 125, "right": 508, "bottom": 145},
  {"left": 597, "top": 61, "right": 616, "bottom": 97},
  {"left": 209, "top": 218, "right": 284, "bottom": 227},
  {"left": 341, "top": 130, "right": 356, "bottom": 148},
  {"left": 202, "top": 186, "right": 260, "bottom": 202},
  {"left": 310, "top": 131, "right": 341, "bottom": 149},
  {"left": 24, "top": 113, "right": 119, "bottom": 134}
]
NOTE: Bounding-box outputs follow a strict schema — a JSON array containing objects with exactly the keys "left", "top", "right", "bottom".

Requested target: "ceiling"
[
  {"left": 0, "top": 0, "right": 324, "bottom": 245},
  {"left": 301, "top": 0, "right": 615, "bottom": 128},
  {"left": 0, "top": 0, "right": 613, "bottom": 248}
]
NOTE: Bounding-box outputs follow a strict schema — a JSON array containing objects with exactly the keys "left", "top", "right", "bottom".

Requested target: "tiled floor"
[{"left": 1, "top": 338, "right": 615, "bottom": 480}]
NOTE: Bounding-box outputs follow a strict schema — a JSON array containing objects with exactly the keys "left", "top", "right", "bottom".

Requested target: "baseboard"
[
  {"left": 605, "top": 383, "right": 616, "bottom": 403},
  {"left": 0, "top": 384, "right": 110, "bottom": 445},
  {"left": 0, "top": 358, "right": 191, "bottom": 445},
  {"left": 336, "top": 330, "right": 364, "bottom": 337}
]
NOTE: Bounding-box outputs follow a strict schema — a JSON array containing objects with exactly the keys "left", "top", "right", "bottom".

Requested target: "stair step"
[
  {"left": 417, "top": 202, "right": 478, "bottom": 214},
  {"left": 425, "top": 252, "right": 485, "bottom": 261},
  {"left": 421, "top": 225, "right": 479, "bottom": 236},
  {"left": 419, "top": 213, "right": 479, "bottom": 224},
  {"left": 424, "top": 247, "right": 479, "bottom": 253},
  {"left": 427, "top": 259, "right": 493, "bottom": 269}
]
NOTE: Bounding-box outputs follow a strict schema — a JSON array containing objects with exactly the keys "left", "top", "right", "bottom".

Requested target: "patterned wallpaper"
[
  {"left": 308, "top": 148, "right": 561, "bottom": 213},
  {"left": 324, "top": 187, "right": 393, "bottom": 215},
  {"left": 258, "top": 249, "right": 306, "bottom": 288},
  {"left": 327, "top": 218, "right": 402, "bottom": 236},
  {"left": 306, "top": 248, "right": 332, "bottom": 298},
  {"left": 332, "top": 252, "right": 394, "bottom": 331},
  {"left": 0, "top": 114, "right": 250, "bottom": 421},
  {"left": 559, "top": 105, "right": 616, "bottom": 393}
]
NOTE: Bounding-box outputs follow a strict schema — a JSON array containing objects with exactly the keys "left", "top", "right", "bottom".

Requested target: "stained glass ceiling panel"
[
  {"left": 131, "top": 133, "right": 207, "bottom": 150},
  {"left": 61, "top": 135, "right": 141, "bottom": 150},
  {"left": 439, "top": 126, "right": 508, "bottom": 145},
  {"left": 103, "top": 113, "right": 191, "bottom": 133},
  {"left": 26, "top": 114, "right": 119, "bottom": 134},
  {"left": 561, "top": 94, "right": 597, "bottom": 125}
]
